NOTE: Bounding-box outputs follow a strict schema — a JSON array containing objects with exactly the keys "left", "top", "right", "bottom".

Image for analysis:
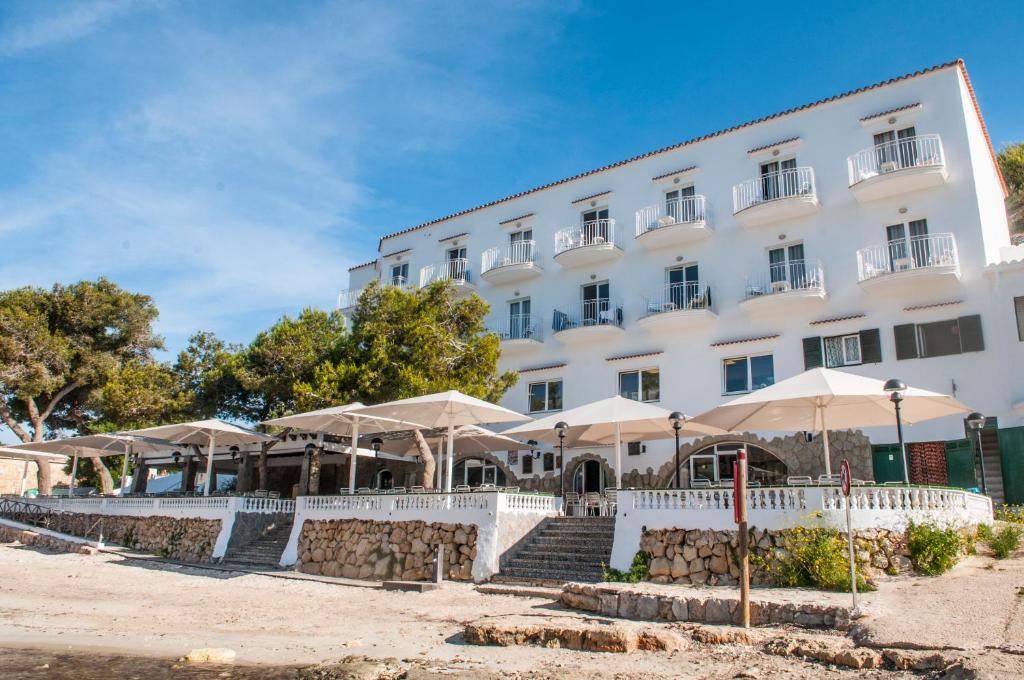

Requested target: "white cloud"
[{"left": 0, "top": 0, "right": 137, "bottom": 57}]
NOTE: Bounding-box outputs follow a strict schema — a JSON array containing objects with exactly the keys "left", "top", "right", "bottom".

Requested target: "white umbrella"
[
  {"left": 13, "top": 434, "right": 174, "bottom": 494},
  {"left": 689, "top": 367, "right": 973, "bottom": 478},
  {"left": 123, "top": 420, "right": 277, "bottom": 496},
  {"left": 351, "top": 391, "right": 530, "bottom": 492},
  {"left": 375, "top": 425, "right": 523, "bottom": 490},
  {"left": 262, "top": 403, "right": 427, "bottom": 493},
  {"left": 0, "top": 447, "right": 68, "bottom": 496},
  {"left": 503, "top": 396, "right": 724, "bottom": 488}
]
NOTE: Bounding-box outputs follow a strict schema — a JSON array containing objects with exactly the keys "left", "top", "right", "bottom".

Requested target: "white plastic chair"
[{"left": 786, "top": 476, "right": 813, "bottom": 486}]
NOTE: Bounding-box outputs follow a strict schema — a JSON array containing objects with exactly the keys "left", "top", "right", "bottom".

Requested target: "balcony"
[
  {"left": 857, "top": 233, "right": 960, "bottom": 294},
  {"left": 635, "top": 282, "right": 716, "bottom": 333},
  {"left": 480, "top": 241, "right": 542, "bottom": 285},
  {"left": 337, "top": 288, "right": 363, "bottom": 312},
  {"left": 553, "top": 219, "right": 623, "bottom": 268},
  {"left": 732, "top": 167, "right": 819, "bottom": 228},
  {"left": 491, "top": 314, "right": 542, "bottom": 353},
  {"left": 740, "top": 260, "right": 826, "bottom": 313},
  {"left": 419, "top": 259, "right": 476, "bottom": 295},
  {"left": 634, "top": 195, "right": 712, "bottom": 250},
  {"left": 847, "top": 135, "right": 947, "bottom": 202},
  {"left": 552, "top": 299, "right": 624, "bottom": 343}
]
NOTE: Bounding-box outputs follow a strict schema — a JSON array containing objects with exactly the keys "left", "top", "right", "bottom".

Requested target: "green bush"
[
  {"left": 990, "top": 526, "right": 1022, "bottom": 559},
  {"left": 603, "top": 551, "right": 650, "bottom": 583},
  {"left": 756, "top": 526, "right": 873, "bottom": 592},
  {"left": 994, "top": 505, "right": 1024, "bottom": 524},
  {"left": 977, "top": 524, "right": 994, "bottom": 542},
  {"left": 907, "top": 523, "right": 962, "bottom": 575}
]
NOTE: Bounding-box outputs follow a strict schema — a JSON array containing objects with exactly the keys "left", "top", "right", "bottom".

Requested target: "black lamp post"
[
  {"left": 229, "top": 446, "right": 240, "bottom": 464},
  {"left": 303, "top": 443, "right": 317, "bottom": 492},
  {"left": 371, "top": 437, "right": 383, "bottom": 456},
  {"left": 883, "top": 378, "right": 910, "bottom": 486},
  {"left": 171, "top": 451, "right": 182, "bottom": 468},
  {"left": 669, "top": 411, "right": 683, "bottom": 489},
  {"left": 966, "top": 412, "right": 988, "bottom": 495},
  {"left": 555, "top": 422, "right": 568, "bottom": 498}
]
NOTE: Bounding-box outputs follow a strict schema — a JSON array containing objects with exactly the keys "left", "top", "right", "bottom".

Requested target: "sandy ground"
[{"left": 0, "top": 542, "right": 1021, "bottom": 678}]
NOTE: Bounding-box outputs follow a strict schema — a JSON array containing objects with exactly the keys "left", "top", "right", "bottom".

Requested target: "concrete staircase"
[
  {"left": 494, "top": 516, "right": 615, "bottom": 584},
  {"left": 224, "top": 520, "right": 293, "bottom": 568},
  {"left": 980, "top": 428, "right": 1005, "bottom": 506}
]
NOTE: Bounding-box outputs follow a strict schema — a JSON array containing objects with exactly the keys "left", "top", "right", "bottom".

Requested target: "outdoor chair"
[
  {"left": 454, "top": 485, "right": 471, "bottom": 493},
  {"left": 356, "top": 487, "right": 371, "bottom": 494},
  {"left": 563, "top": 492, "right": 581, "bottom": 516},
  {"left": 268, "top": 491, "right": 281, "bottom": 499},
  {"left": 389, "top": 486, "right": 407, "bottom": 494},
  {"left": 254, "top": 490, "right": 269, "bottom": 498},
  {"left": 603, "top": 488, "right": 618, "bottom": 516},
  {"left": 882, "top": 481, "right": 906, "bottom": 486},
  {"left": 502, "top": 486, "right": 520, "bottom": 493},
  {"left": 477, "top": 483, "right": 497, "bottom": 491},
  {"left": 817, "top": 474, "right": 841, "bottom": 486},
  {"left": 409, "top": 486, "right": 425, "bottom": 494},
  {"left": 583, "top": 492, "right": 602, "bottom": 516},
  {"left": 747, "top": 481, "right": 762, "bottom": 488},
  {"left": 690, "top": 478, "right": 712, "bottom": 489},
  {"left": 337, "top": 488, "right": 351, "bottom": 495},
  {"left": 786, "top": 476, "right": 813, "bottom": 486}
]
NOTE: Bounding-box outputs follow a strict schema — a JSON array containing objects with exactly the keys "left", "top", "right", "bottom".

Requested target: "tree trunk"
[
  {"left": 258, "top": 441, "right": 271, "bottom": 491},
  {"left": 90, "top": 456, "right": 115, "bottom": 495},
  {"left": 31, "top": 455, "right": 53, "bottom": 496},
  {"left": 413, "top": 429, "right": 436, "bottom": 489}
]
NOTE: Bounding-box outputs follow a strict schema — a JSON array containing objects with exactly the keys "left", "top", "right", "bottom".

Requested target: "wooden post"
[{"left": 734, "top": 450, "right": 750, "bottom": 628}]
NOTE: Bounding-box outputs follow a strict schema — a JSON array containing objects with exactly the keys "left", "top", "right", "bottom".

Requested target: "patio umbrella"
[
  {"left": 351, "top": 391, "right": 530, "bottom": 492},
  {"left": 262, "top": 403, "right": 427, "bottom": 493},
  {"left": 123, "top": 419, "right": 277, "bottom": 496},
  {"left": 689, "top": 367, "right": 973, "bottom": 477},
  {"left": 376, "top": 424, "right": 524, "bottom": 488},
  {"left": 0, "top": 447, "right": 68, "bottom": 495},
  {"left": 13, "top": 434, "right": 174, "bottom": 494},
  {"left": 503, "top": 396, "right": 724, "bottom": 488}
]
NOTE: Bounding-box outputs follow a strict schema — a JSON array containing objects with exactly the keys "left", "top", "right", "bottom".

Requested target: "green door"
[
  {"left": 997, "top": 427, "right": 1024, "bottom": 505},
  {"left": 872, "top": 444, "right": 905, "bottom": 483},
  {"left": 945, "top": 439, "right": 978, "bottom": 490}
]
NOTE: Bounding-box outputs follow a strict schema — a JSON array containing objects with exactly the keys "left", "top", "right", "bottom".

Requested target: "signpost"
[
  {"left": 839, "top": 458, "right": 858, "bottom": 614},
  {"left": 733, "top": 449, "right": 750, "bottom": 628}
]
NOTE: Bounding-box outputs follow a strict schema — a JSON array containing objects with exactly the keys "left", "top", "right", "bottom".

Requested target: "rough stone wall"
[
  {"left": 639, "top": 527, "right": 911, "bottom": 587},
  {"left": 0, "top": 525, "right": 98, "bottom": 555},
  {"left": 57, "top": 514, "right": 221, "bottom": 562},
  {"left": 908, "top": 442, "right": 949, "bottom": 486},
  {"left": 297, "top": 518, "right": 476, "bottom": 581}
]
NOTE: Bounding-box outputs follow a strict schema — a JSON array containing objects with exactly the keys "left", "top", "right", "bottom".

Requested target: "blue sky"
[{"left": 1, "top": 0, "right": 1021, "bottom": 358}]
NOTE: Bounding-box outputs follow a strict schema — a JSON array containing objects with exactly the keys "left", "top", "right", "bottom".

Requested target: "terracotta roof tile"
[
  {"left": 517, "top": 362, "right": 567, "bottom": 374},
  {"left": 438, "top": 232, "right": 469, "bottom": 242},
  {"left": 809, "top": 313, "right": 867, "bottom": 326},
  {"left": 571, "top": 190, "right": 613, "bottom": 205},
  {"left": 903, "top": 299, "right": 963, "bottom": 311},
  {"left": 347, "top": 260, "right": 377, "bottom": 272},
  {"left": 381, "top": 248, "right": 411, "bottom": 259},
  {"left": 651, "top": 166, "right": 697, "bottom": 181},
  {"left": 710, "top": 334, "right": 780, "bottom": 348},
  {"left": 747, "top": 136, "right": 800, "bottom": 155},
  {"left": 860, "top": 102, "right": 922, "bottom": 122},
  {"left": 606, "top": 350, "right": 664, "bottom": 362},
  {"left": 498, "top": 212, "right": 535, "bottom": 225}
]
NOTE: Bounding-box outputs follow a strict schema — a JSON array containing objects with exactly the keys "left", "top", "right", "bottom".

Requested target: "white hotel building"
[{"left": 339, "top": 60, "right": 1024, "bottom": 504}]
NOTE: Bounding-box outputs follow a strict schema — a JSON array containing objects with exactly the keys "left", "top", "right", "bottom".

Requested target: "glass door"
[
  {"left": 768, "top": 245, "right": 805, "bottom": 288},
  {"left": 509, "top": 298, "right": 530, "bottom": 339},
  {"left": 665, "top": 186, "right": 695, "bottom": 223},
  {"left": 509, "top": 229, "right": 533, "bottom": 263},
  {"left": 582, "top": 208, "right": 609, "bottom": 244},
  {"left": 582, "top": 282, "right": 609, "bottom": 325},
  {"left": 447, "top": 247, "right": 467, "bottom": 280},
  {"left": 908, "top": 218, "right": 929, "bottom": 267},
  {"left": 668, "top": 264, "right": 698, "bottom": 309},
  {"left": 760, "top": 161, "right": 780, "bottom": 201}
]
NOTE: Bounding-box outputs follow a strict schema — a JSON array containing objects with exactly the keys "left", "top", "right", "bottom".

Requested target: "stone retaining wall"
[
  {"left": 640, "top": 527, "right": 910, "bottom": 587},
  {"left": 0, "top": 525, "right": 97, "bottom": 555},
  {"left": 561, "top": 582, "right": 852, "bottom": 629},
  {"left": 297, "top": 518, "right": 477, "bottom": 581},
  {"left": 57, "top": 514, "right": 221, "bottom": 562}
]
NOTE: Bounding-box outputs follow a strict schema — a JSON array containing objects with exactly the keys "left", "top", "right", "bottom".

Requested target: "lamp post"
[
  {"left": 171, "top": 450, "right": 182, "bottom": 468},
  {"left": 883, "top": 378, "right": 910, "bottom": 486},
  {"left": 669, "top": 411, "right": 683, "bottom": 490},
  {"left": 555, "top": 421, "right": 568, "bottom": 499},
  {"left": 965, "top": 412, "right": 988, "bottom": 495},
  {"left": 371, "top": 437, "right": 383, "bottom": 455}
]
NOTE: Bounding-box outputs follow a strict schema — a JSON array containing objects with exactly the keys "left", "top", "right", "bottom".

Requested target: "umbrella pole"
[
  {"left": 435, "top": 440, "right": 443, "bottom": 490},
  {"left": 120, "top": 444, "right": 132, "bottom": 495},
  {"left": 614, "top": 422, "right": 622, "bottom": 489},
  {"left": 204, "top": 433, "right": 216, "bottom": 496},
  {"left": 20, "top": 461, "right": 29, "bottom": 496},
  {"left": 348, "top": 421, "right": 360, "bottom": 493},
  {"left": 446, "top": 422, "right": 455, "bottom": 493},
  {"left": 820, "top": 405, "right": 833, "bottom": 477},
  {"left": 69, "top": 454, "right": 79, "bottom": 498}
]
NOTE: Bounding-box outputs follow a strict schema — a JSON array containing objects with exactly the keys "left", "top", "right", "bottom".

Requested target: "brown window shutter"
[
  {"left": 894, "top": 324, "right": 918, "bottom": 360},
  {"left": 802, "top": 336, "right": 823, "bottom": 369},
  {"left": 957, "top": 315, "right": 985, "bottom": 352},
  {"left": 859, "top": 328, "right": 882, "bottom": 363}
]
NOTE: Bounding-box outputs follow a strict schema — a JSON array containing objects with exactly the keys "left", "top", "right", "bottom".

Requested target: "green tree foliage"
[{"left": 998, "top": 142, "right": 1024, "bottom": 233}]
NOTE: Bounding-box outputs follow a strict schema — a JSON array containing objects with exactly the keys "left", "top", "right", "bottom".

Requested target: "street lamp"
[
  {"left": 669, "top": 411, "right": 683, "bottom": 489},
  {"left": 965, "top": 412, "right": 988, "bottom": 495},
  {"left": 555, "top": 421, "right": 568, "bottom": 498},
  {"left": 229, "top": 446, "right": 240, "bottom": 464},
  {"left": 171, "top": 450, "right": 182, "bottom": 468},
  {"left": 371, "top": 437, "right": 383, "bottom": 455},
  {"left": 883, "top": 378, "right": 910, "bottom": 486}
]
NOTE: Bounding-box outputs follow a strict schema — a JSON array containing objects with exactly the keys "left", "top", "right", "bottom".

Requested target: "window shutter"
[
  {"left": 802, "top": 336, "right": 823, "bottom": 369},
  {"left": 958, "top": 315, "right": 985, "bottom": 352},
  {"left": 859, "top": 329, "right": 882, "bottom": 364},
  {"left": 894, "top": 324, "right": 918, "bottom": 360}
]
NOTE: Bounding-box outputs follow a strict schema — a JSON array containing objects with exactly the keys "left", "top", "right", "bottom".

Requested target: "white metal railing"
[
  {"left": 490, "top": 314, "right": 541, "bottom": 341},
  {"left": 481, "top": 241, "right": 537, "bottom": 274},
  {"left": 631, "top": 487, "right": 807, "bottom": 512},
  {"left": 732, "top": 166, "right": 817, "bottom": 213},
  {"left": 552, "top": 299, "right": 623, "bottom": 332},
  {"left": 554, "top": 219, "right": 621, "bottom": 254},
  {"left": 294, "top": 490, "right": 561, "bottom": 517},
  {"left": 641, "top": 281, "right": 711, "bottom": 316},
  {"left": 240, "top": 497, "right": 295, "bottom": 513},
  {"left": 744, "top": 259, "right": 825, "bottom": 299},
  {"left": 386, "top": 275, "right": 410, "bottom": 289},
  {"left": 420, "top": 258, "right": 471, "bottom": 288},
  {"left": 299, "top": 495, "right": 383, "bottom": 512},
  {"left": 635, "top": 195, "right": 707, "bottom": 236},
  {"left": 857, "top": 233, "right": 959, "bottom": 281},
  {"left": 499, "top": 493, "right": 561, "bottom": 513},
  {"left": 337, "top": 288, "right": 362, "bottom": 310},
  {"left": 847, "top": 134, "right": 945, "bottom": 185}
]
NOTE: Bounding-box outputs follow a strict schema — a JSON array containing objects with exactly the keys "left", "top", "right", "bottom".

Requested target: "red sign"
[{"left": 839, "top": 458, "right": 852, "bottom": 497}]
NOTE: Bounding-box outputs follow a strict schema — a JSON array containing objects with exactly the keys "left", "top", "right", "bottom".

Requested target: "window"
[
  {"left": 581, "top": 281, "right": 612, "bottom": 325},
  {"left": 543, "top": 452, "right": 555, "bottom": 472},
  {"left": 528, "top": 380, "right": 563, "bottom": 413},
  {"left": 508, "top": 298, "right": 532, "bottom": 340},
  {"left": 618, "top": 368, "right": 660, "bottom": 402},
  {"left": 768, "top": 243, "right": 807, "bottom": 288},
  {"left": 581, "top": 207, "right": 610, "bottom": 244},
  {"left": 508, "top": 229, "right": 534, "bottom": 263},
  {"left": 874, "top": 126, "right": 918, "bottom": 169},
  {"left": 894, "top": 315, "right": 985, "bottom": 360},
  {"left": 825, "top": 335, "right": 862, "bottom": 367},
  {"left": 667, "top": 263, "right": 702, "bottom": 310},
  {"left": 886, "top": 219, "right": 929, "bottom": 270},
  {"left": 390, "top": 263, "right": 408, "bottom": 285},
  {"left": 665, "top": 185, "right": 696, "bottom": 222},
  {"left": 522, "top": 454, "right": 533, "bottom": 474},
  {"left": 803, "top": 330, "right": 882, "bottom": 369},
  {"left": 446, "top": 247, "right": 468, "bottom": 281},
  {"left": 627, "top": 441, "right": 643, "bottom": 456},
  {"left": 723, "top": 354, "right": 774, "bottom": 394},
  {"left": 686, "top": 443, "right": 787, "bottom": 487},
  {"left": 760, "top": 157, "right": 797, "bottom": 200},
  {"left": 1015, "top": 297, "right": 1024, "bottom": 341}
]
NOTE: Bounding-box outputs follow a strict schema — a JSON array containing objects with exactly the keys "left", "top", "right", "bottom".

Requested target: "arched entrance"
[
  {"left": 572, "top": 459, "right": 605, "bottom": 494},
  {"left": 452, "top": 457, "right": 507, "bottom": 488},
  {"left": 678, "top": 442, "right": 788, "bottom": 487},
  {"left": 376, "top": 469, "right": 394, "bottom": 490}
]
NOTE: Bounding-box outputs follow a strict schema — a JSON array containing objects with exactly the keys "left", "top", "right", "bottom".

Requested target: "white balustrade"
[
  {"left": 481, "top": 241, "right": 537, "bottom": 273},
  {"left": 490, "top": 314, "right": 541, "bottom": 341},
  {"left": 635, "top": 195, "right": 707, "bottom": 235},
  {"left": 744, "top": 259, "right": 825, "bottom": 299},
  {"left": 641, "top": 281, "right": 710, "bottom": 316},
  {"left": 499, "top": 492, "right": 561, "bottom": 514},
  {"left": 856, "top": 233, "right": 959, "bottom": 281},
  {"left": 552, "top": 299, "right": 623, "bottom": 331},
  {"left": 240, "top": 496, "right": 296, "bottom": 514},
  {"left": 420, "top": 258, "right": 471, "bottom": 287},
  {"left": 336, "top": 288, "right": 363, "bottom": 310},
  {"left": 847, "top": 134, "right": 945, "bottom": 185},
  {"left": 554, "top": 219, "right": 621, "bottom": 254},
  {"left": 732, "top": 166, "right": 817, "bottom": 213}
]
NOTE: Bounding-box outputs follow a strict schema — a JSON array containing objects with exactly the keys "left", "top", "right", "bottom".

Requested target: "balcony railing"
[
  {"left": 857, "top": 233, "right": 959, "bottom": 281},
  {"left": 419, "top": 258, "right": 471, "bottom": 288},
  {"left": 732, "top": 167, "right": 817, "bottom": 213},
  {"left": 337, "top": 288, "right": 362, "bottom": 310},
  {"left": 641, "top": 281, "right": 711, "bottom": 315},
  {"left": 386, "top": 275, "right": 411, "bottom": 289},
  {"left": 744, "top": 259, "right": 824, "bottom": 299},
  {"left": 481, "top": 241, "right": 537, "bottom": 274},
  {"left": 635, "top": 195, "right": 707, "bottom": 236},
  {"left": 552, "top": 299, "right": 623, "bottom": 332},
  {"left": 847, "top": 134, "right": 945, "bottom": 185},
  {"left": 554, "top": 219, "right": 621, "bottom": 254},
  {"left": 490, "top": 314, "right": 541, "bottom": 342}
]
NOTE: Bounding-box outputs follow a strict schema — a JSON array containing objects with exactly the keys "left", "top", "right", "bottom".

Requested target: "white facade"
[{"left": 341, "top": 61, "right": 1023, "bottom": 482}]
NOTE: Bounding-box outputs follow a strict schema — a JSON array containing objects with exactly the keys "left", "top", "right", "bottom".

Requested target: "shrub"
[
  {"left": 907, "top": 523, "right": 962, "bottom": 575},
  {"left": 603, "top": 551, "right": 650, "bottom": 583},
  {"left": 756, "top": 526, "right": 873, "bottom": 592},
  {"left": 994, "top": 505, "right": 1024, "bottom": 524},
  {"left": 990, "top": 526, "right": 1022, "bottom": 559},
  {"left": 977, "top": 524, "right": 994, "bottom": 542}
]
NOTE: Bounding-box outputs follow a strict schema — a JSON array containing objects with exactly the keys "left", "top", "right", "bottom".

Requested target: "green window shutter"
[
  {"left": 802, "top": 336, "right": 823, "bottom": 370},
  {"left": 1015, "top": 297, "right": 1024, "bottom": 342},
  {"left": 957, "top": 314, "right": 985, "bottom": 352},
  {"left": 859, "top": 328, "right": 882, "bottom": 363},
  {"left": 894, "top": 324, "right": 918, "bottom": 360}
]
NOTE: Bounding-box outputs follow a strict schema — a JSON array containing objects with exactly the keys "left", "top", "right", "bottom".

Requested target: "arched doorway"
[
  {"left": 572, "top": 459, "right": 605, "bottom": 494},
  {"left": 680, "top": 442, "right": 788, "bottom": 487},
  {"left": 376, "top": 469, "right": 394, "bottom": 490},
  {"left": 452, "top": 457, "right": 507, "bottom": 488}
]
